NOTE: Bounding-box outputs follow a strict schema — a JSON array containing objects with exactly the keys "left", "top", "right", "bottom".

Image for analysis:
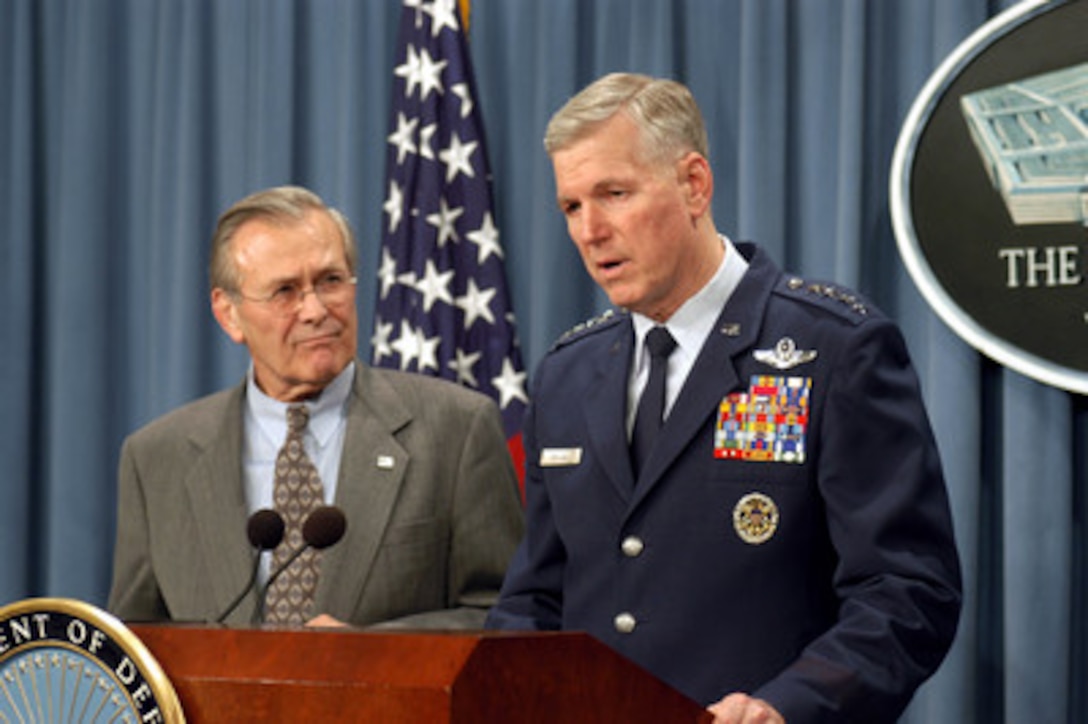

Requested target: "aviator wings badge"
[{"left": 753, "top": 337, "right": 817, "bottom": 370}]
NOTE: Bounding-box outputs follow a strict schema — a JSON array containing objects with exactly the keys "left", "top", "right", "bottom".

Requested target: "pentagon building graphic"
[{"left": 960, "top": 62, "right": 1088, "bottom": 226}]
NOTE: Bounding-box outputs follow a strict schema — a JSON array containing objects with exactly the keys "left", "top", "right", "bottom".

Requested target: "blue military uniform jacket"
[{"left": 487, "top": 242, "right": 961, "bottom": 722}]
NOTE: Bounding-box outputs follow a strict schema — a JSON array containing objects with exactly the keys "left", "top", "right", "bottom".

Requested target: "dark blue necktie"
[{"left": 631, "top": 326, "right": 677, "bottom": 478}]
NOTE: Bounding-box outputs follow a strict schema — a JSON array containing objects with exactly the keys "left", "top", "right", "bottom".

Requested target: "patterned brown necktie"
[{"left": 265, "top": 404, "right": 324, "bottom": 625}]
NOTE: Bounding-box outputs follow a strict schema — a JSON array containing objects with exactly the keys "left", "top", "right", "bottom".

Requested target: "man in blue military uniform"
[{"left": 486, "top": 73, "right": 961, "bottom": 723}]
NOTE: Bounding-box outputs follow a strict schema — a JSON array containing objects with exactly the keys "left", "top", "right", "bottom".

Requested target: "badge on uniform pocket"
[{"left": 732, "top": 492, "right": 779, "bottom": 544}]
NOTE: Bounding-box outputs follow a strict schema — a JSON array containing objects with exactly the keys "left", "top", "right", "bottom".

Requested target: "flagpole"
[{"left": 459, "top": 0, "right": 471, "bottom": 31}]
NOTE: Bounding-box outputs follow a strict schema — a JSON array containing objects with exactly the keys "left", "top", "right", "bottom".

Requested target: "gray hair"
[
  {"left": 208, "top": 185, "right": 357, "bottom": 293},
  {"left": 544, "top": 73, "right": 709, "bottom": 165}
]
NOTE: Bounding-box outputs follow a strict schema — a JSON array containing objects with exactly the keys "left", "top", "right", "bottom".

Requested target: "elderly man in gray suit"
[{"left": 108, "top": 185, "right": 524, "bottom": 628}]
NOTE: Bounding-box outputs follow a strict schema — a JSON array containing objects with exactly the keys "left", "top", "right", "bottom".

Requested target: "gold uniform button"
[
  {"left": 621, "top": 536, "right": 644, "bottom": 557},
  {"left": 614, "top": 612, "right": 637, "bottom": 634}
]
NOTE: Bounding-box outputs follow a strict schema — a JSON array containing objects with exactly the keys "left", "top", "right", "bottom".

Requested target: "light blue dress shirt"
[{"left": 627, "top": 236, "right": 749, "bottom": 436}]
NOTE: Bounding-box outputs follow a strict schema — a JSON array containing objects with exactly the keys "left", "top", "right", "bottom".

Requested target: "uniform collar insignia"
[{"left": 753, "top": 337, "right": 817, "bottom": 370}]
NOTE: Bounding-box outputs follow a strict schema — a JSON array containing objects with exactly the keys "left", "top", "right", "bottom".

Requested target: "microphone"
[
  {"left": 254, "top": 505, "right": 348, "bottom": 623},
  {"left": 214, "top": 509, "right": 286, "bottom": 624}
]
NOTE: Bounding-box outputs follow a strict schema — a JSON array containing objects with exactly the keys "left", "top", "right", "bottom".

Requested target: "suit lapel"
[
  {"left": 582, "top": 321, "right": 638, "bottom": 498},
  {"left": 632, "top": 246, "right": 777, "bottom": 503},
  {"left": 182, "top": 385, "right": 254, "bottom": 621},
  {"left": 315, "top": 365, "right": 412, "bottom": 616}
]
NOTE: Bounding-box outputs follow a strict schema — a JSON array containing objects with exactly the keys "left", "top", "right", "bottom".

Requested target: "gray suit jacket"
[{"left": 108, "top": 363, "right": 524, "bottom": 628}]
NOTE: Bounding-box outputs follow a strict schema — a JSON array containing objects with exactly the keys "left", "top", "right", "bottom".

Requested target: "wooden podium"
[{"left": 130, "top": 625, "right": 712, "bottom": 723}]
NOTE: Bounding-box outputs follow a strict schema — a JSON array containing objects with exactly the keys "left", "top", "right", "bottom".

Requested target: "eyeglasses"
[{"left": 234, "top": 272, "right": 357, "bottom": 317}]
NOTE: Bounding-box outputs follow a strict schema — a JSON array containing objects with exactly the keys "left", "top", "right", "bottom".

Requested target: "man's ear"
[
  {"left": 211, "top": 288, "right": 246, "bottom": 344},
  {"left": 679, "top": 152, "right": 713, "bottom": 218}
]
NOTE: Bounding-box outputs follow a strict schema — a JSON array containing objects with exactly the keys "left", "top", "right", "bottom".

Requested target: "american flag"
[{"left": 372, "top": 0, "right": 528, "bottom": 482}]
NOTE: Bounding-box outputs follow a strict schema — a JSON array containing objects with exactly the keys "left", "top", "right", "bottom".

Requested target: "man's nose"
[
  {"left": 574, "top": 205, "right": 607, "bottom": 244},
  {"left": 296, "top": 286, "right": 330, "bottom": 320}
]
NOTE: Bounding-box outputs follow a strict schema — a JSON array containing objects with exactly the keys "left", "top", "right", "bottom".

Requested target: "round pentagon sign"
[
  {"left": 0, "top": 598, "right": 185, "bottom": 723},
  {"left": 890, "top": 0, "right": 1088, "bottom": 394}
]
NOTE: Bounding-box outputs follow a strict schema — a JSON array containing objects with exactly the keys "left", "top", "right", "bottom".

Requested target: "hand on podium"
[
  {"left": 305, "top": 613, "right": 348, "bottom": 628},
  {"left": 707, "top": 692, "right": 784, "bottom": 724}
]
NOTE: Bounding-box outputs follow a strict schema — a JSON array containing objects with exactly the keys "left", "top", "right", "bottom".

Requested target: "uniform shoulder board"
[
  {"left": 778, "top": 275, "right": 872, "bottom": 319},
  {"left": 552, "top": 308, "right": 626, "bottom": 350}
]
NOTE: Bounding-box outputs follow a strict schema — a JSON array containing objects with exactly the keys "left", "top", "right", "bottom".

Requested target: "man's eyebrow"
[
  {"left": 557, "top": 178, "right": 630, "bottom": 206},
  {"left": 260, "top": 265, "right": 345, "bottom": 287},
  {"left": 258, "top": 273, "right": 300, "bottom": 288}
]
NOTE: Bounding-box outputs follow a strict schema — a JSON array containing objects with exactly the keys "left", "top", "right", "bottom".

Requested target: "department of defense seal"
[
  {"left": 732, "top": 492, "right": 780, "bottom": 545},
  {"left": 0, "top": 598, "right": 185, "bottom": 723}
]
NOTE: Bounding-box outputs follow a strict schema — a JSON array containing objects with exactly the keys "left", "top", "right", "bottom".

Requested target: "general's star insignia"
[{"left": 753, "top": 337, "right": 816, "bottom": 370}]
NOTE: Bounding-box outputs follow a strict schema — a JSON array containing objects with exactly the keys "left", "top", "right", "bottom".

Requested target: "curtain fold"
[
  {"left": 2, "top": 1, "right": 1082, "bottom": 721},
  {"left": 1, "top": 0, "right": 38, "bottom": 597}
]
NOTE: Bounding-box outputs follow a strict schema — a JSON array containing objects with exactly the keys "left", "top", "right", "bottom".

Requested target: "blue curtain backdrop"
[{"left": 2, "top": 1, "right": 1084, "bottom": 722}]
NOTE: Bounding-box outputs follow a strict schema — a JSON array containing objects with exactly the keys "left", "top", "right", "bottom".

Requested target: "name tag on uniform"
[{"left": 540, "top": 447, "right": 583, "bottom": 467}]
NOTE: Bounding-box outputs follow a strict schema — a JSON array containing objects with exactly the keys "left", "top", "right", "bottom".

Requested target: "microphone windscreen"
[
  {"left": 302, "top": 506, "right": 347, "bottom": 549},
  {"left": 247, "top": 509, "right": 286, "bottom": 551}
]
